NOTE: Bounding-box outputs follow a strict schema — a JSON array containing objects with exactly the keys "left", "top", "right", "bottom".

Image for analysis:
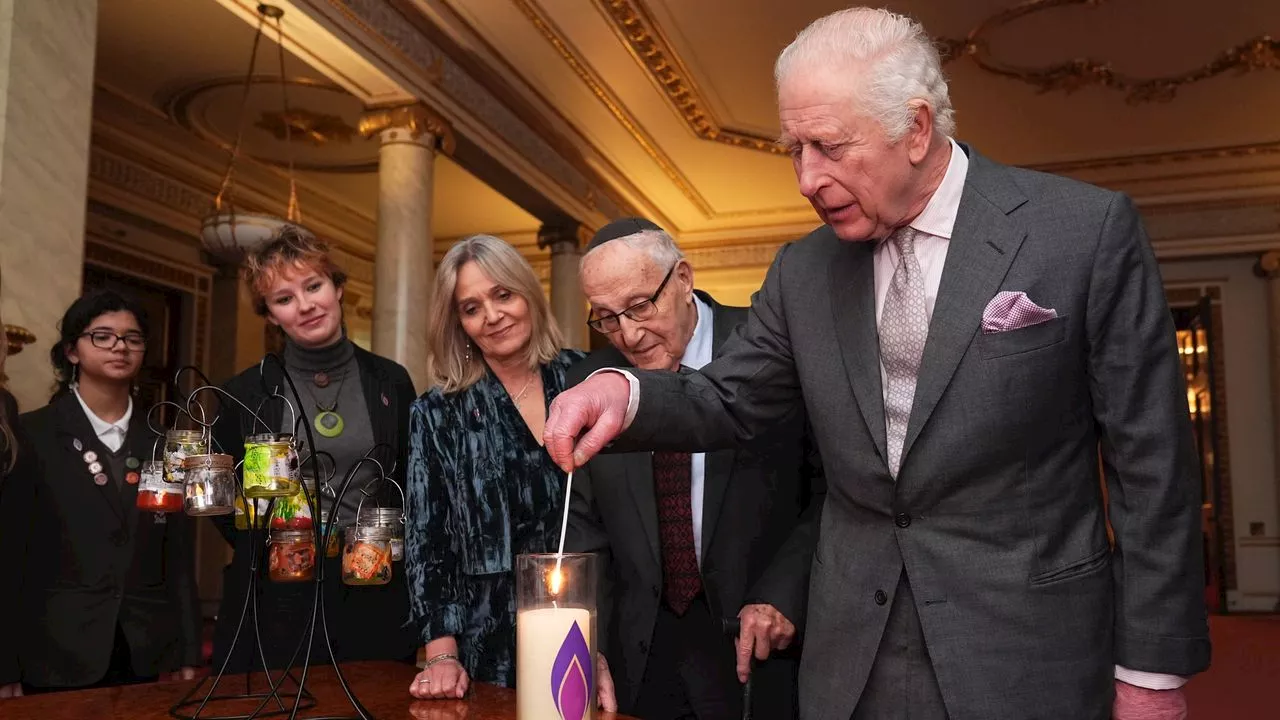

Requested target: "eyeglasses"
[
  {"left": 587, "top": 263, "right": 677, "bottom": 334},
  {"left": 81, "top": 331, "right": 147, "bottom": 351}
]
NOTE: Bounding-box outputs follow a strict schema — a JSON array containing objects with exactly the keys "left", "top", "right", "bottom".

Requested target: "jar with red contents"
[
  {"left": 268, "top": 529, "right": 316, "bottom": 583},
  {"left": 137, "top": 460, "right": 183, "bottom": 513}
]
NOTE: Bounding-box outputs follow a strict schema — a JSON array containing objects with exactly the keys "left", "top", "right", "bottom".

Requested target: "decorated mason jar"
[
  {"left": 268, "top": 529, "right": 315, "bottom": 583},
  {"left": 164, "top": 429, "right": 207, "bottom": 485},
  {"left": 270, "top": 477, "right": 315, "bottom": 530},
  {"left": 137, "top": 460, "right": 183, "bottom": 513},
  {"left": 242, "top": 433, "right": 301, "bottom": 498},
  {"left": 356, "top": 506, "right": 405, "bottom": 562},
  {"left": 182, "top": 453, "right": 236, "bottom": 516},
  {"left": 342, "top": 525, "right": 393, "bottom": 586},
  {"left": 318, "top": 509, "right": 342, "bottom": 559}
]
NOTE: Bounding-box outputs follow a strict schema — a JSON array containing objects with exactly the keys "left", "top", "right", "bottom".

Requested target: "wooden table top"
[{"left": 1, "top": 661, "right": 635, "bottom": 720}]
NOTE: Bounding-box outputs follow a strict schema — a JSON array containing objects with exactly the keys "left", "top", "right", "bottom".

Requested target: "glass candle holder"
[
  {"left": 137, "top": 460, "right": 184, "bottom": 513},
  {"left": 182, "top": 454, "right": 236, "bottom": 516},
  {"left": 270, "top": 477, "right": 315, "bottom": 530},
  {"left": 356, "top": 506, "right": 405, "bottom": 561},
  {"left": 242, "top": 433, "right": 301, "bottom": 498},
  {"left": 342, "top": 525, "right": 393, "bottom": 586},
  {"left": 318, "top": 509, "right": 342, "bottom": 559},
  {"left": 516, "top": 553, "right": 598, "bottom": 720},
  {"left": 164, "top": 429, "right": 207, "bottom": 485},
  {"left": 268, "top": 529, "right": 315, "bottom": 582}
]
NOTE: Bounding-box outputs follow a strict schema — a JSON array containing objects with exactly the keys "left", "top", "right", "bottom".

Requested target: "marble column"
[
  {"left": 359, "top": 105, "right": 454, "bottom": 391},
  {"left": 538, "top": 224, "right": 589, "bottom": 350},
  {"left": 0, "top": 0, "right": 98, "bottom": 411}
]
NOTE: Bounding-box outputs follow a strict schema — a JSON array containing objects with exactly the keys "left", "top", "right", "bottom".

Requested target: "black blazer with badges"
[{"left": 0, "top": 392, "right": 202, "bottom": 687}]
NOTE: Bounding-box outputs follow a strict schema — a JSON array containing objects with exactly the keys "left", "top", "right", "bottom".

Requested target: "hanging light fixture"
[{"left": 200, "top": 3, "right": 314, "bottom": 263}]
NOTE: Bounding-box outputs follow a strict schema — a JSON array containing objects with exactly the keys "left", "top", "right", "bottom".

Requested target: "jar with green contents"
[
  {"left": 318, "top": 509, "right": 342, "bottom": 558},
  {"left": 242, "top": 433, "right": 301, "bottom": 498},
  {"left": 164, "top": 429, "right": 207, "bottom": 485}
]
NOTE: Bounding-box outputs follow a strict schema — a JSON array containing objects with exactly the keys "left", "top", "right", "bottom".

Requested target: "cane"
[{"left": 721, "top": 618, "right": 754, "bottom": 720}]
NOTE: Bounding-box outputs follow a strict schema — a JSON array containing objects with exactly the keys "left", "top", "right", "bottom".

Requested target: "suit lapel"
[
  {"left": 901, "top": 154, "right": 1027, "bottom": 460},
  {"left": 627, "top": 454, "right": 661, "bottom": 566},
  {"left": 356, "top": 350, "right": 398, "bottom": 471},
  {"left": 55, "top": 396, "right": 125, "bottom": 522},
  {"left": 694, "top": 292, "right": 739, "bottom": 560},
  {"left": 830, "top": 241, "right": 889, "bottom": 465}
]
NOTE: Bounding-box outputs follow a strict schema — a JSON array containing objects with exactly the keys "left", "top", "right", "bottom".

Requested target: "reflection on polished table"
[{"left": 1, "top": 661, "right": 636, "bottom": 720}]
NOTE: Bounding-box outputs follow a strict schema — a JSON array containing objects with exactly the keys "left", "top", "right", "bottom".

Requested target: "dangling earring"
[
  {"left": 69, "top": 363, "right": 80, "bottom": 390},
  {"left": 465, "top": 342, "right": 472, "bottom": 363},
  {"left": 132, "top": 381, "right": 140, "bottom": 397}
]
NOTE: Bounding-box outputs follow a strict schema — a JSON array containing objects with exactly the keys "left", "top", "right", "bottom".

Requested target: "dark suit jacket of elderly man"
[
  {"left": 565, "top": 290, "right": 824, "bottom": 718},
  {"left": 611, "top": 145, "right": 1211, "bottom": 720}
]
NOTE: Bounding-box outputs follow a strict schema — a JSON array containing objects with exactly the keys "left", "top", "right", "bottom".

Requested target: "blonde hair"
[
  {"left": 428, "top": 234, "right": 564, "bottom": 393},
  {"left": 242, "top": 226, "right": 348, "bottom": 316}
]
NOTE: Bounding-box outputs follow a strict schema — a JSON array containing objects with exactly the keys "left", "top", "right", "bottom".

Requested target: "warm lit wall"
[{"left": 1160, "top": 257, "right": 1278, "bottom": 611}]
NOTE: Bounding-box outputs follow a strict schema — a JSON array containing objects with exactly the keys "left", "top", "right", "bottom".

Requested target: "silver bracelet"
[{"left": 425, "top": 652, "right": 460, "bottom": 670}]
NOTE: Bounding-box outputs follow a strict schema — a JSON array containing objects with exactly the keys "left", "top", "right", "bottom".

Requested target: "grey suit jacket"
[
  {"left": 618, "top": 145, "right": 1211, "bottom": 720},
  {"left": 565, "top": 291, "right": 823, "bottom": 716}
]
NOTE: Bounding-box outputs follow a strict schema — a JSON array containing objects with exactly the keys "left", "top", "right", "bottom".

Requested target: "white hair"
[
  {"left": 774, "top": 7, "right": 956, "bottom": 141},
  {"left": 580, "top": 229, "right": 685, "bottom": 272}
]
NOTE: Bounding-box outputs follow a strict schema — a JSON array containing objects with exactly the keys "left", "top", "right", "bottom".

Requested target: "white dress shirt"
[
  {"left": 680, "top": 294, "right": 714, "bottom": 568},
  {"left": 74, "top": 388, "right": 133, "bottom": 453}
]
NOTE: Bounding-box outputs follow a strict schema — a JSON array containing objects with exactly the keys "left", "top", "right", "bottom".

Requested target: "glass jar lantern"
[
  {"left": 318, "top": 509, "right": 342, "bottom": 559},
  {"left": 342, "top": 525, "right": 393, "bottom": 586},
  {"left": 137, "top": 460, "right": 183, "bottom": 513},
  {"left": 268, "top": 529, "right": 315, "bottom": 583},
  {"left": 242, "top": 433, "right": 301, "bottom": 498},
  {"left": 270, "top": 476, "right": 316, "bottom": 530},
  {"left": 356, "top": 506, "right": 405, "bottom": 562},
  {"left": 181, "top": 454, "right": 236, "bottom": 516},
  {"left": 164, "top": 429, "right": 207, "bottom": 485}
]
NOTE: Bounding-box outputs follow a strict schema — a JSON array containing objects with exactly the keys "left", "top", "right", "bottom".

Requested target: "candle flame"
[{"left": 548, "top": 568, "right": 564, "bottom": 596}]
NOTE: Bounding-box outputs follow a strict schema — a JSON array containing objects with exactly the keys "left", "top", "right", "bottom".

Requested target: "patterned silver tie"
[{"left": 879, "top": 227, "right": 929, "bottom": 478}]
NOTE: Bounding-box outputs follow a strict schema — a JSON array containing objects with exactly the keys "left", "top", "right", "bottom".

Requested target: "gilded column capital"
[
  {"left": 359, "top": 103, "right": 456, "bottom": 155},
  {"left": 1256, "top": 250, "right": 1280, "bottom": 278},
  {"left": 537, "top": 223, "right": 591, "bottom": 254}
]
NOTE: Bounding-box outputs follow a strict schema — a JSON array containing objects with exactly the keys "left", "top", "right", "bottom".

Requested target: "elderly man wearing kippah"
[{"left": 562, "top": 218, "right": 825, "bottom": 720}]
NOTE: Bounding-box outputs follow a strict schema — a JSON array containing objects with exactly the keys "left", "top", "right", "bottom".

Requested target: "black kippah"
[{"left": 586, "top": 217, "right": 665, "bottom": 252}]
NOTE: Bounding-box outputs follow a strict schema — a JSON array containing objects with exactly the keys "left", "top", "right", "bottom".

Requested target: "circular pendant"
[
  {"left": 314, "top": 371, "right": 330, "bottom": 388},
  {"left": 314, "top": 410, "right": 345, "bottom": 438}
]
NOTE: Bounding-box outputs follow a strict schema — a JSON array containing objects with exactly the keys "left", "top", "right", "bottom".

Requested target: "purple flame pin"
[{"left": 550, "top": 620, "right": 591, "bottom": 720}]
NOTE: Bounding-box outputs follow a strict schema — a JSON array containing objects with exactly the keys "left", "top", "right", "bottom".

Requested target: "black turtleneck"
[{"left": 281, "top": 336, "right": 379, "bottom": 523}]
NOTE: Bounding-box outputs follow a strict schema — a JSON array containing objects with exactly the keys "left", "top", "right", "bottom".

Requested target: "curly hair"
[{"left": 243, "top": 227, "right": 348, "bottom": 317}]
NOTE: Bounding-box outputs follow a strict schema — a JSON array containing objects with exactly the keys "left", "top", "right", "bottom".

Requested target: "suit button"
[
  {"left": 874, "top": 590, "right": 888, "bottom": 606},
  {"left": 895, "top": 513, "right": 912, "bottom": 528}
]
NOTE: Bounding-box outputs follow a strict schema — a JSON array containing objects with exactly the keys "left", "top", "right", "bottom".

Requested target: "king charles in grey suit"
[{"left": 546, "top": 8, "right": 1209, "bottom": 720}]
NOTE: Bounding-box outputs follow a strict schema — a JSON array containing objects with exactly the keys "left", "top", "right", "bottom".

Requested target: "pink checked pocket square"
[{"left": 982, "top": 291, "right": 1057, "bottom": 333}]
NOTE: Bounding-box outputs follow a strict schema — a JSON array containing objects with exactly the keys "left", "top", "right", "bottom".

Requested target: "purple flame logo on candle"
[{"left": 550, "top": 620, "right": 591, "bottom": 720}]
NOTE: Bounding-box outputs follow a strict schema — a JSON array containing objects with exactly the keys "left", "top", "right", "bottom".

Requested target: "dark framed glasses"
[
  {"left": 587, "top": 263, "right": 678, "bottom": 334},
  {"left": 81, "top": 330, "right": 147, "bottom": 351}
]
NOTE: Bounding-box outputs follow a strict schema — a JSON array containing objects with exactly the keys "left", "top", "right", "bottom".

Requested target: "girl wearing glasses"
[
  {"left": 406, "top": 235, "right": 585, "bottom": 699},
  {"left": 0, "top": 290, "right": 201, "bottom": 695}
]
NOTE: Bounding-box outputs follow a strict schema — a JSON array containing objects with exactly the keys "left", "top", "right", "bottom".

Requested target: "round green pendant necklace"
[{"left": 312, "top": 368, "right": 347, "bottom": 438}]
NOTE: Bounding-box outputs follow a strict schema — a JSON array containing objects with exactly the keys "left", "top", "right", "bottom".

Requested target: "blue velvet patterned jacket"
[{"left": 404, "top": 349, "right": 585, "bottom": 687}]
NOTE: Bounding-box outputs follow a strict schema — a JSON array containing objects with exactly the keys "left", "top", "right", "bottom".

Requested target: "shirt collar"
[
  {"left": 906, "top": 137, "right": 969, "bottom": 240},
  {"left": 74, "top": 387, "right": 133, "bottom": 440},
  {"left": 680, "top": 293, "right": 715, "bottom": 371}
]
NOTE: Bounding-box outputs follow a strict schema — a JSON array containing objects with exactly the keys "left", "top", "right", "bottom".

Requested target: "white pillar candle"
[{"left": 517, "top": 606, "right": 593, "bottom": 720}]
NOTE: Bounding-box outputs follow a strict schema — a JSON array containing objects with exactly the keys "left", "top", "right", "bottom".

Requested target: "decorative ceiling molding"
[
  {"left": 513, "top": 0, "right": 715, "bottom": 217},
  {"left": 595, "top": 0, "right": 784, "bottom": 156},
  {"left": 1027, "top": 139, "right": 1280, "bottom": 174},
  {"left": 941, "top": 0, "right": 1279, "bottom": 103},
  {"left": 598, "top": 0, "right": 1277, "bottom": 160},
  {"left": 311, "top": 0, "right": 631, "bottom": 223},
  {"left": 166, "top": 75, "right": 379, "bottom": 173}
]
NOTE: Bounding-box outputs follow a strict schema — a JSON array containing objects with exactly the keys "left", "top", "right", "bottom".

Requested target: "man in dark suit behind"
[
  {"left": 564, "top": 219, "right": 823, "bottom": 720},
  {"left": 548, "top": 8, "right": 1209, "bottom": 720}
]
